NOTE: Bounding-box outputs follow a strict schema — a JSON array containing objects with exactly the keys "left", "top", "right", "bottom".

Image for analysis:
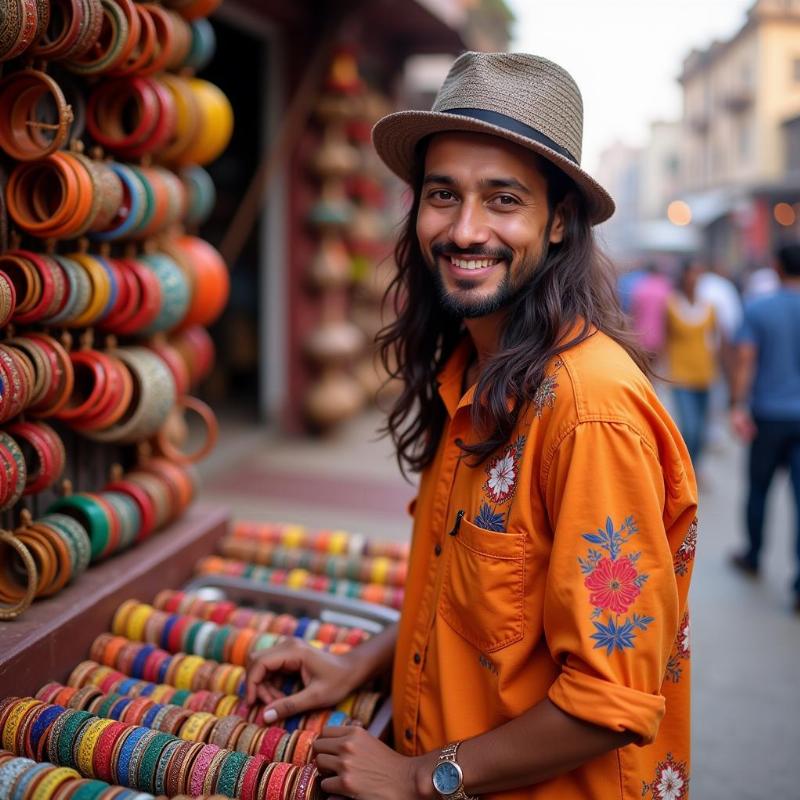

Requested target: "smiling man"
[{"left": 246, "top": 53, "right": 698, "bottom": 799}]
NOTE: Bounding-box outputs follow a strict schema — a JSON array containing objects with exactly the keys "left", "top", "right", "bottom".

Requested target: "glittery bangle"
[
  {"left": 28, "top": 705, "right": 64, "bottom": 762},
  {"left": 137, "top": 730, "right": 174, "bottom": 793},
  {"left": 31, "top": 765, "right": 80, "bottom": 800},
  {"left": 56, "top": 710, "right": 93, "bottom": 770},
  {"left": 266, "top": 762, "right": 293, "bottom": 800},
  {"left": 9, "top": 759, "right": 51, "bottom": 799},
  {"left": 92, "top": 720, "right": 127, "bottom": 783},
  {"left": 236, "top": 723, "right": 259, "bottom": 757},
  {"left": 77, "top": 718, "right": 115, "bottom": 777},
  {"left": 257, "top": 727, "right": 284, "bottom": 761},
  {"left": 238, "top": 753, "right": 268, "bottom": 800},
  {"left": 216, "top": 750, "right": 249, "bottom": 798},
  {"left": 202, "top": 748, "right": 227, "bottom": 795},
  {"left": 152, "top": 737, "right": 182, "bottom": 796},
  {"left": 188, "top": 743, "right": 220, "bottom": 796},
  {"left": 0, "top": 756, "right": 36, "bottom": 798},
  {"left": 292, "top": 763, "right": 318, "bottom": 800},
  {"left": 272, "top": 732, "right": 290, "bottom": 764},
  {"left": 179, "top": 712, "right": 214, "bottom": 743},
  {"left": 208, "top": 715, "right": 240, "bottom": 750},
  {"left": 114, "top": 726, "right": 148, "bottom": 787},
  {"left": 126, "top": 728, "right": 159, "bottom": 788}
]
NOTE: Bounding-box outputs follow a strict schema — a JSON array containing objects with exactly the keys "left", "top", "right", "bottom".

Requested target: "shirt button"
[
  {"left": 404, "top": 728, "right": 413, "bottom": 741},
  {"left": 434, "top": 543, "right": 442, "bottom": 556},
  {"left": 413, "top": 652, "right": 421, "bottom": 664}
]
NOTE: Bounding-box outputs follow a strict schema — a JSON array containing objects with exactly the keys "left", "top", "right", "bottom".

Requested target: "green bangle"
[
  {"left": 57, "top": 710, "right": 93, "bottom": 769},
  {"left": 183, "top": 620, "right": 204, "bottom": 655},
  {"left": 138, "top": 731, "right": 174, "bottom": 791},
  {"left": 69, "top": 779, "right": 110, "bottom": 800},
  {"left": 41, "top": 513, "right": 91, "bottom": 574},
  {"left": 216, "top": 750, "right": 249, "bottom": 797},
  {"left": 171, "top": 689, "right": 191, "bottom": 707},
  {"left": 48, "top": 495, "right": 111, "bottom": 562},
  {"left": 97, "top": 692, "right": 120, "bottom": 719},
  {"left": 209, "top": 627, "right": 229, "bottom": 663},
  {"left": 102, "top": 492, "right": 140, "bottom": 550}
]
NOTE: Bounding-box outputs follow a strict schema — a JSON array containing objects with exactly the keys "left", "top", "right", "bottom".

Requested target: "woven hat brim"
[{"left": 372, "top": 110, "right": 615, "bottom": 226}]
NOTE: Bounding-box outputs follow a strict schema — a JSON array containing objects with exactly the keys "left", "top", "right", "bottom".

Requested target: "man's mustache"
[{"left": 431, "top": 242, "right": 514, "bottom": 262}]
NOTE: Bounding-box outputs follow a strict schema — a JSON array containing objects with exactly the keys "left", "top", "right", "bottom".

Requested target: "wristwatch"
[{"left": 431, "top": 741, "right": 477, "bottom": 799}]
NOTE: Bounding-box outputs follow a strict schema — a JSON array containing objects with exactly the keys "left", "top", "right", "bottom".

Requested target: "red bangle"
[
  {"left": 104, "top": 477, "right": 157, "bottom": 540},
  {"left": 72, "top": 351, "right": 133, "bottom": 431},
  {"left": 6, "top": 421, "right": 64, "bottom": 494},
  {"left": 25, "top": 333, "right": 74, "bottom": 418},
  {"left": 54, "top": 349, "right": 109, "bottom": 422},
  {"left": 112, "top": 258, "right": 162, "bottom": 335}
]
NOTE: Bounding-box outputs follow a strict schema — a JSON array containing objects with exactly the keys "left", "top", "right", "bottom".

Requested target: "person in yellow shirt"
[
  {"left": 665, "top": 260, "right": 718, "bottom": 465},
  {"left": 246, "top": 52, "right": 697, "bottom": 800}
]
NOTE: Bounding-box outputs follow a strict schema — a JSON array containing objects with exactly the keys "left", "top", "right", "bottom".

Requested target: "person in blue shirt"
[{"left": 729, "top": 243, "right": 800, "bottom": 611}]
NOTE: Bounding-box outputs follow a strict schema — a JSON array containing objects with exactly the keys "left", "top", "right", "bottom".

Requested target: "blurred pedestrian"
[
  {"left": 629, "top": 262, "right": 671, "bottom": 362},
  {"left": 729, "top": 243, "right": 800, "bottom": 611},
  {"left": 665, "top": 259, "right": 718, "bottom": 466},
  {"left": 616, "top": 262, "right": 645, "bottom": 314},
  {"left": 743, "top": 263, "right": 780, "bottom": 301},
  {"left": 696, "top": 261, "right": 743, "bottom": 444}
]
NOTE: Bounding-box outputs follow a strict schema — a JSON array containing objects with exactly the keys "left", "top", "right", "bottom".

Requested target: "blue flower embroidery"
[
  {"left": 475, "top": 503, "right": 506, "bottom": 532},
  {"left": 590, "top": 613, "right": 655, "bottom": 655}
]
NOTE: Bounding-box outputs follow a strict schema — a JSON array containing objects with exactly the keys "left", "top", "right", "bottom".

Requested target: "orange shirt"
[{"left": 393, "top": 330, "right": 697, "bottom": 800}]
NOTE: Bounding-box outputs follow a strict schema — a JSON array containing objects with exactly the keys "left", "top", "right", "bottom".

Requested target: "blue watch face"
[{"left": 433, "top": 761, "right": 462, "bottom": 795}]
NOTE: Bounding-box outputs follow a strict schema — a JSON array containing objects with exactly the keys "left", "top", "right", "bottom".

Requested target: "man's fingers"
[
  {"left": 319, "top": 776, "right": 348, "bottom": 797},
  {"left": 245, "top": 643, "right": 305, "bottom": 705},
  {"left": 313, "top": 753, "right": 339, "bottom": 775},
  {"left": 262, "top": 685, "right": 320, "bottom": 723}
]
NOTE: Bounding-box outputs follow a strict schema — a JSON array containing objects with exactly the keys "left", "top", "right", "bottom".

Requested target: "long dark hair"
[{"left": 377, "top": 146, "right": 650, "bottom": 476}]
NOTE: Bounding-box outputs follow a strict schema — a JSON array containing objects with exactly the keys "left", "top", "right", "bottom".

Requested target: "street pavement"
[{"left": 200, "top": 407, "right": 800, "bottom": 799}]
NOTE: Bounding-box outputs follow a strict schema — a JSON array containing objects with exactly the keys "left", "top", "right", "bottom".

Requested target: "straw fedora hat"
[{"left": 372, "top": 51, "right": 615, "bottom": 225}]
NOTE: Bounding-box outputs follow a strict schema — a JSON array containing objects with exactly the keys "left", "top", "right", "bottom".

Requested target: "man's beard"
[{"left": 427, "top": 243, "right": 543, "bottom": 319}]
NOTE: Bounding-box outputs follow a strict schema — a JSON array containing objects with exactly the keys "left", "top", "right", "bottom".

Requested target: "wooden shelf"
[{"left": 0, "top": 502, "right": 231, "bottom": 698}]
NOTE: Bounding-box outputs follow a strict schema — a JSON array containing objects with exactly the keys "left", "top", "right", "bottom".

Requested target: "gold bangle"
[{"left": 0, "top": 530, "right": 37, "bottom": 619}]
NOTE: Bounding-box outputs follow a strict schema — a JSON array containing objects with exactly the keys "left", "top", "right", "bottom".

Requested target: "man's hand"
[
  {"left": 313, "top": 725, "right": 437, "bottom": 800},
  {"left": 730, "top": 406, "right": 757, "bottom": 442},
  {"left": 246, "top": 638, "right": 361, "bottom": 723}
]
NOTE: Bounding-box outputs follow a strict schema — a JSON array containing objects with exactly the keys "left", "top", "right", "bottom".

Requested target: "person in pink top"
[{"left": 629, "top": 264, "right": 672, "bottom": 360}]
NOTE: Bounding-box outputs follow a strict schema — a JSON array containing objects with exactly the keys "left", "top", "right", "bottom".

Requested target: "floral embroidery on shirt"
[
  {"left": 665, "top": 611, "right": 690, "bottom": 683},
  {"left": 533, "top": 358, "right": 562, "bottom": 417},
  {"left": 578, "top": 515, "right": 654, "bottom": 654},
  {"left": 474, "top": 435, "right": 526, "bottom": 531},
  {"left": 641, "top": 752, "right": 689, "bottom": 800},
  {"left": 673, "top": 517, "right": 697, "bottom": 577}
]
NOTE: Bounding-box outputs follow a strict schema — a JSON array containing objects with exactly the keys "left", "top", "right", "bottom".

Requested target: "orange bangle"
[
  {"left": 154, "top": 395, "right": 218, "bottom": 465},
  {"left": 0, "top": 530, "right": 37, "bottom": 619},
  {"left": 111, "top": 2, "right": 157, "bottom": 75}
]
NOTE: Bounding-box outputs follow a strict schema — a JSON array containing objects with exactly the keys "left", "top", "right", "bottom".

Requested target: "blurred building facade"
[
  {"left": 677, "top": 0, "right": 800, "bottom": 273},
  {"left": 599, "top": 0, "right": 800, "bottom": 275}
]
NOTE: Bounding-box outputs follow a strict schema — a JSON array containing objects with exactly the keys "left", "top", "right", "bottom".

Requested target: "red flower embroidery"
[{"left": 584, "top": 557, "right": 641, "bottom": 614}]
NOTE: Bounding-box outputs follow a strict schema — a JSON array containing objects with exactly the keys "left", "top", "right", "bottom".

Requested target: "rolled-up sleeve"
[{"left": 541, "top": 420, "right": 681, "bottom": 744}]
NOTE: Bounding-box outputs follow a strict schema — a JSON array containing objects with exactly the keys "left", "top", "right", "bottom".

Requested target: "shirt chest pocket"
[{"left": 438, "top": 514, "right": 526, "bottom": 652}]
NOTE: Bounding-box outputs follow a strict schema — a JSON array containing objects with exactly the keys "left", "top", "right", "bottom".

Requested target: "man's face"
[{"left": 416, "top": 131, "right": 565, "bottom": 319}]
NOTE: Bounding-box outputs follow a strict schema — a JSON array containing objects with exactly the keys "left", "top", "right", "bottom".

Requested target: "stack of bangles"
[
  {"left": 35, "top": 682, "right": 324, "bottom": 766},
  {"left": 196, "top": 556, "right": 405, "bottom": 611},
  {"left": 0, "top": 0, "right": 222, "bottom": 70},
  {"left": 47, "top": 459, "right": 199, "bottom": 562},
  {"left": 218, "top": 537, "right": 408, "bottom": 588},
  {"left": 0, "top": 514, "right": 90, "bottom": 618},
  {"left": 0, "top": 241, "right": 227, "bottom": 333},
  {"left": 110, "top": 599, "right": 353, "bottom": 665},
  {"left": 63, "top": 660, "right": 381, "bottom": 730},
  {"left": 231, "top": 520, "right": 411, "bottom": 562},
  {"left": 0, "top": 749, "right": 163, "bottom": 800},
  {"left": 0, "top": 698, "right": 321, "bottom": 799},
  {"left": 153, "top": 590, "right": 372, "bottom": 646}
]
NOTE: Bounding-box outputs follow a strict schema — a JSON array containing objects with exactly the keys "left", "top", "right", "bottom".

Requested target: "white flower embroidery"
[
  {"left": 680, "top": 616, "right": 690, "bottom": 655},
  {"left": 486, "top": 454, "right": 515, "bottom": 502},
  {"left": 655, "top": 766, "right": 685, "bottom": 800}
]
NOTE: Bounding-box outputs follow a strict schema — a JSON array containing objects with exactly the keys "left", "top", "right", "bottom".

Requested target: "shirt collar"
[{"left": 437, "top": 337, "right": 476, "bottom": 418}]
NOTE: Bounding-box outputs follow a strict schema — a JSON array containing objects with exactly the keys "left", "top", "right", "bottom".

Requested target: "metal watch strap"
[{"left": 435, "top": 741, "right": 478, "bottom": 800}]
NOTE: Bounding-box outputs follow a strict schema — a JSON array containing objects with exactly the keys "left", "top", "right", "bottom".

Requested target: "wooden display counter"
[{"left": 0, "top": 502, "right": 230, "bottom": 698}]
